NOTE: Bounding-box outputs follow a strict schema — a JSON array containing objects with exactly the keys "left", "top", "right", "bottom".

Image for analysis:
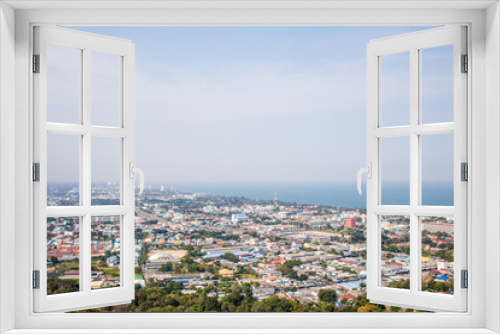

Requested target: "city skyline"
[{"left": 46, "top": 183, "right": 455, "bottom": 313}]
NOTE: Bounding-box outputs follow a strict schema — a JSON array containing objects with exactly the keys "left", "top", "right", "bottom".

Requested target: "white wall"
[
  {"left": 486, "top": 2, "right": 500, "bottom": 333},
  {"left": 0, "top": 2, "right": 16, "bottom": 334}
]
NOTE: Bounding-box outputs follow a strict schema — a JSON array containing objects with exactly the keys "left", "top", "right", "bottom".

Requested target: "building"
[
  {"left": 345, "top": 218, "right": 357, "bottom": 229},
  {"left": 438, "top": 259, "right": 449, "bottom": 270},
  {"left": 219, "top": 269, "right": 234, "bottom": 278},
  {"left": 145, "top": 252, "right": 180, "bottom": 270},
  {"left": 422, "top": 222, "right": 454, "bottom": 234},
  {"left": 134, "top": 274, "right": 146, "bottom": 288},
  {"left": 231, "top": 214, "right": 249, "bottom": 223}
]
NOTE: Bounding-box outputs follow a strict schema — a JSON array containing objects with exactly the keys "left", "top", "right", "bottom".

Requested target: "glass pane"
[
  {"left": 47, "top": 134, "right": 80, "bottom": 206},
  {"left": 381, "top": 136, "right": 410, "bottom": 205},
  {"left": 91, "top": 215, "right": 121, "bottom": 290},
  {"left": 421, "top": 133, "right": 454, "bottom": 206},
  {"left": 421, "top": 216, "right": 454, "bottom": 295},
  {"left": 47, "top": 217, "right": 80, "bottom": 295},
  {"left": 47, "top": 44, "right": 81, "bottom": 124},
  {"left": 421, "top": 45, "right": 454, "bottom": 124},
  {"left": 91, "top": 137, "right": 121, "bottom": 206},
  {"left": 91, "top": 52, "right": 121, "bottom": 127},
  {"left": 380, "top": 215, "right": 410, "bottom": 289},
  {"left": 381, "top": 52, "right": 410, "bottom": 127}
]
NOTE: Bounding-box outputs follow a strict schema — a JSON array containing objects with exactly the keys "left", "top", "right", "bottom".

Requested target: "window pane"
[
  {"left": 380, "top": 215, "right": 410, "bottom": 289},
  {"left": 421, "top": 216, "right": 454, "bottom": 295},
  {"left": 91, "top": 215, "right": 121, "bottom": 290},
  {"left": 47, "top": 134, "right": 80, "bottom": 206},
  {"left": 91, "top": 137, "right": 121, "bottom": 206},
  {"left": 381, "top": 136, "right": 410, "bottom": 205},
  {"left": 421, "top": 133, "right": 454, "bottom": 206},
  {"left": 91, "top": 52, "right": 121, "bottom": 127},
  {"left": 47, "top": 217, "right": 80, "bottom": 295},
  {"left": 47, "top": 44, "right": 81, "bottom": 124},
  {"left": 381, "top": 52, "right": 410, "bottom": 127},
  {"left": 421, "top": 45, "right": 454, "bottom": 124}
]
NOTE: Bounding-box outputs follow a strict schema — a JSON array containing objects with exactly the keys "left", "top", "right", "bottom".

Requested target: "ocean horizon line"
[{"left": 48, "top": 180, "right": 454, "bottom": 209}]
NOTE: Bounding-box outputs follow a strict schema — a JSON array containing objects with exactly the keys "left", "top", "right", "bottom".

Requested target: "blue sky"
[{"left": 49, "top": 26, "right": 454, "bottom": 186}]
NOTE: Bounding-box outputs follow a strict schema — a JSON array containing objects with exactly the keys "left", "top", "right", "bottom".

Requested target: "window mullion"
[
  {"left": 409, "top": 47, "right": 420, "bottom": 294},
  {"left": 81, "top": 47, "right": 91, "bottom": 294}
]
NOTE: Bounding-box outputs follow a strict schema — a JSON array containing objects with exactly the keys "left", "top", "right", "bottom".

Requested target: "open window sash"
[
  {"left": 366, "top": 26, "right": 467, "bottom": 312},
  {"left": 33, "top": 26, "right": 136, "bottom": 312}
]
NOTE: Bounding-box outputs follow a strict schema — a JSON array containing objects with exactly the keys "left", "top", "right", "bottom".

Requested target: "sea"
[{"left": 162, "top": 181, "right": 454, "bottom": 209}]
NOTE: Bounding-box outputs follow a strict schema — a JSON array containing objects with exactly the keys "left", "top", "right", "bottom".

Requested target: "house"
[
  {"left": 218, "top": 269, "right": 234, "bottom": 278},
  {"left": 134, "top": 274, "right": 146, "bottom": 288},
  {"left": 106, "top": 256, "right": 119, "bottom": 267}
]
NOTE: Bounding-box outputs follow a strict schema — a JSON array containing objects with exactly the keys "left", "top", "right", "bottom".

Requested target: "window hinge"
[
  {"left": 461, "top": 270, "right": 468, "bottom": 289},
  {"left": 33, "top": 270, "right": 40, "bottom": 289},
  {"left": 461, "top": 162, "right": 468, "bottom": 182},
  {"left": 33, "top": 163, "right": 40, "bottom": 182},
  {"left": 33, "top": 54, "right": 40, "bottom": 73},
  {"left": 461, "top": 54, "right": 468, "bottom": 73}
]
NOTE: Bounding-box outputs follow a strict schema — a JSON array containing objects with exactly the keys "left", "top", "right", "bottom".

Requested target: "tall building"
[{"left": 345, "top": 217, "right": 357, "bottom": 229}]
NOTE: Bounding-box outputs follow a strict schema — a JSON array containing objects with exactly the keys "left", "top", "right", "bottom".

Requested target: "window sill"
[{"left": 3, "top": 329, "right": 498, "bottom": 334}]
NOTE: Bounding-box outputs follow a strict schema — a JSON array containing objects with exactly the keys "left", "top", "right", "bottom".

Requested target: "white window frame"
[
  {"left": 365, "top": 26, "right": 468, "bottom": 312},
  {"left": 1, "top": 2, "right": 499, "bottom": 333},
  {"left": 32, "top": 25, "right": 136, "bottom": 312}
]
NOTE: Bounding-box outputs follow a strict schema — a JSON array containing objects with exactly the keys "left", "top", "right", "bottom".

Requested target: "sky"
[{"left": 47, "top": 26, "right": 454, "bottom": 187}]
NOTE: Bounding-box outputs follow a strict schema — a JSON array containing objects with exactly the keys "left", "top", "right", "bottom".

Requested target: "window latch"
[
  {"left": 129, "top": 162, "right": 145, "bottom": 195},
  {"left": 357, "top": 161, "right": 372, "bottom": 195}
]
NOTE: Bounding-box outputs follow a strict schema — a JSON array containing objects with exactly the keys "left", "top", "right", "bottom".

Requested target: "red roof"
[
  {"left": 238, "top": 253, "right": 252, "bottom": 257},
  {"left": 390, "top": 262, "right": 403, "bottom": 266},
  {"left": 431, "top": 238, "right": 447, "bottom": 243},
  {"left": 342, "top": 295, "right": 355, "bottom": 300}
]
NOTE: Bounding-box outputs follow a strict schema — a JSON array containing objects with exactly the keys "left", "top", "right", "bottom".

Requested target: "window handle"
[
  {"left": 129, "top": 162, "right": 145, "bottom": 195},
  {"left": 357, "top": 161, "right": 372, "bottom": 195}
]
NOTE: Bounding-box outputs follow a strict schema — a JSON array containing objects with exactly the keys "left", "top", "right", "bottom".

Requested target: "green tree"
[
  {"left": 297, "top": 274, "right": 309, "bottom": 281},
  {"left": 188, "top": 263, "right": 200, "bottom": 273},
  {"left": 222, "top": 252, "right": 239, "bottom": 263},
  {"left": 159, "top": 262, "right": 173, "bottom": 273},
  {"left": 318, "top": 289, "right": 337, "bottom": 303},
  {"left": 139, "top": 243, "right": 149, "bottom": 266}
]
